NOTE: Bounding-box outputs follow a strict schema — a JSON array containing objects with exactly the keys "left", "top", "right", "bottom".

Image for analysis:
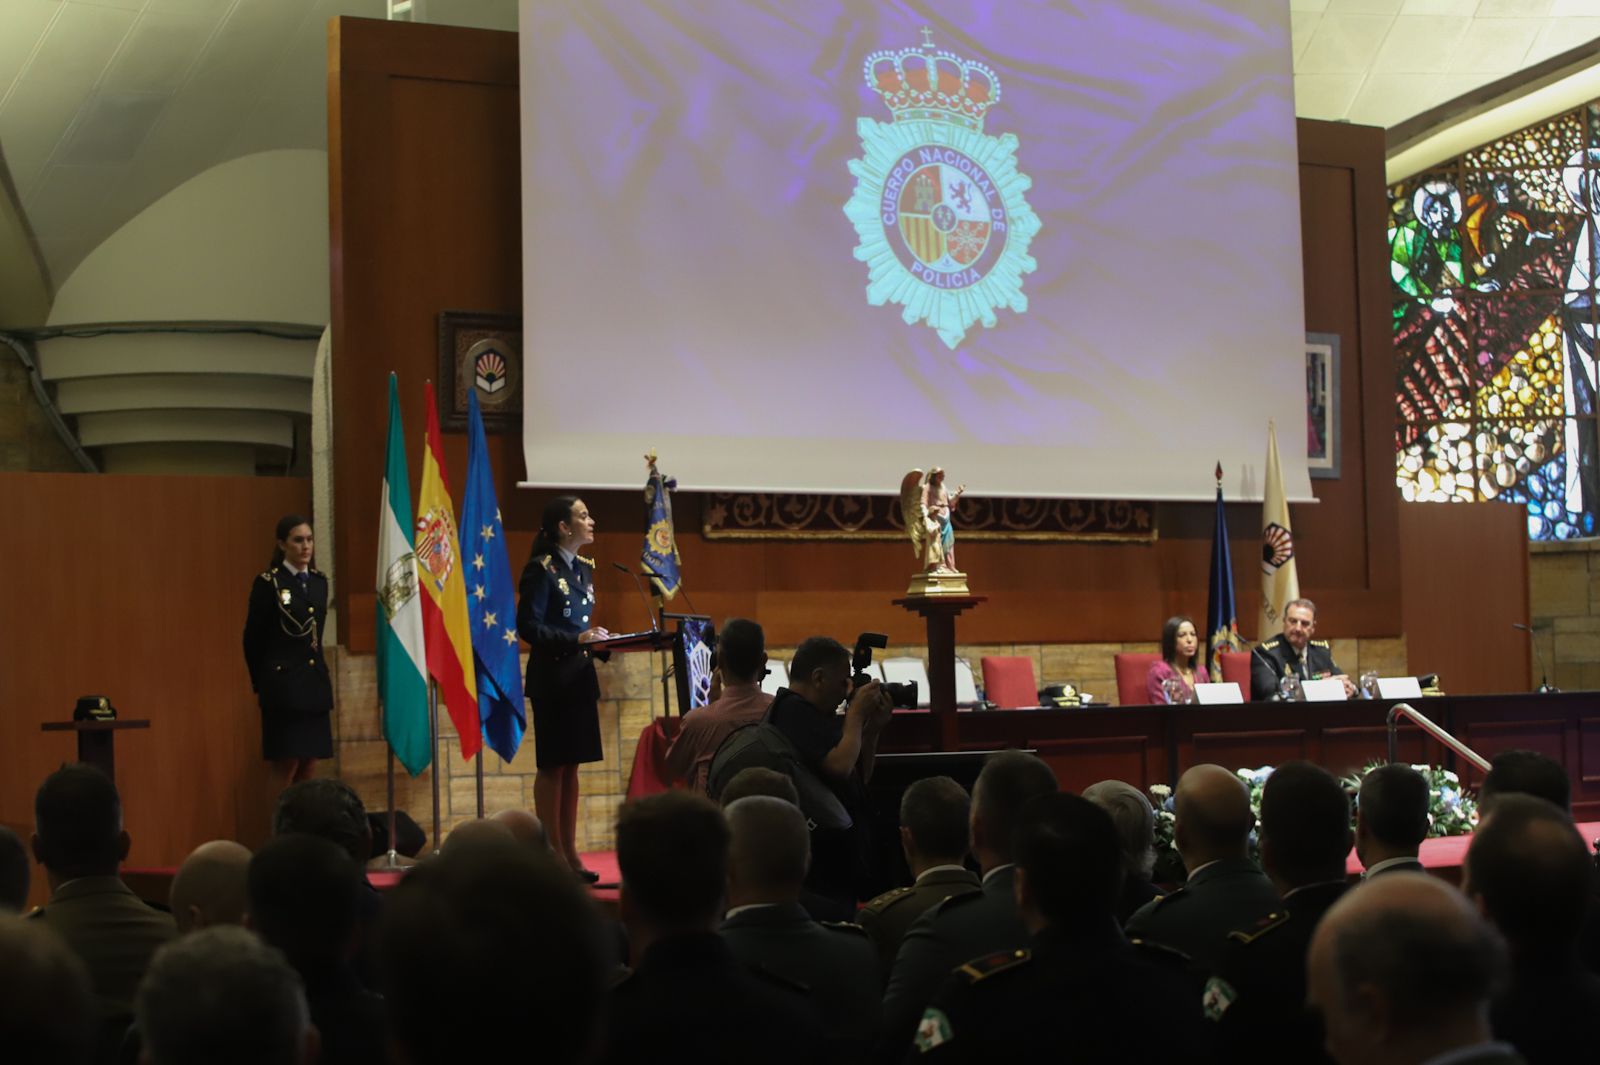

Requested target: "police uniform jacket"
[
  {"left": 1205, "top": 880, "right": 1350, "bottom": 1063},
  {"left": 516, "top": 550, "right": 601, "bottom": 700},
  {"left": 1124, "top": 857, "right": 1280, "bottom": 975},
  {"left": 27, "top": 876, "right": 176, "bottom": 1019},
  {"left": 1249, "top": 637, "right": 1343, "bottom": 701},
  {"left": 242, "top": 563, "right": 332, "bottom": 716},
  {"left": 720, "top": 902, "right": 882, "bottom": 1062},
  {"left": 906, "top": 918, "right": 1207, "bottom": 1063},
  {"left": 859, "top": 866, "right": 982, "bottom": 974}
]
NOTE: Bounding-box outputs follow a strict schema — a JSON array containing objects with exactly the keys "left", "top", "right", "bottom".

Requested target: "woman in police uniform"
[
  {"left": 517, "top": 495, "right": 610, "bottom": 882},
  {"left": 242, "top": 513, "right": 333, "bottom": 785}
]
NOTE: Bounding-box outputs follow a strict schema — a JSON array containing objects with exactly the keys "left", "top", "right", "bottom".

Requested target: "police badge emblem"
[{"left": 844, "top": 27, "right": 1041, "bottom": 350}]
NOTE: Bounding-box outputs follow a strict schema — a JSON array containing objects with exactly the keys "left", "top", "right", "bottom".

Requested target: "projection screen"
[{"left": 519, "top": 0, "right": 1313, "bottom": 501}]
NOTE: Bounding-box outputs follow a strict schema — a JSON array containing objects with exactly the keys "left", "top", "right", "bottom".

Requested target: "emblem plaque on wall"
[{"left": 437, "top": 310, "right": 522, "bottom": 433}]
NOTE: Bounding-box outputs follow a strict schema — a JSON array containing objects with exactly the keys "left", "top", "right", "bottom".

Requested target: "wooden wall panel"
[
  {"left": 1, "top": 472, "right": 310, "bottom": 905},
  {"left": 327, "top": 18, "right": 1408, "bottom": 655}
]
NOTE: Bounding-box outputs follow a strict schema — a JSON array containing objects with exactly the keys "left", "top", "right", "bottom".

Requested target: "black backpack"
[{"left": 704, "top": 721, "right": 852, "bottom": 831}]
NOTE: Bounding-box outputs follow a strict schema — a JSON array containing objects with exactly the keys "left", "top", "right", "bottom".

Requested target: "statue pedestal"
[
  {"left": 905, "top": 569, "right": 970, "bottom": 596},
  {"left": 893, "top": 594, "right": 986, "bottom": 751}
]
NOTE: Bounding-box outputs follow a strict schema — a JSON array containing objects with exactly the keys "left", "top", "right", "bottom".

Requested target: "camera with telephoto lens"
[{"left": 852, "top": 632, "right": 918, "bottom": 710}]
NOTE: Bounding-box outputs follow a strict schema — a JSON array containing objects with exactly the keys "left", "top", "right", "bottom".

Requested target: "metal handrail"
[{"left": 1386, "top": 702, "right": 1491, "bottom": 773}]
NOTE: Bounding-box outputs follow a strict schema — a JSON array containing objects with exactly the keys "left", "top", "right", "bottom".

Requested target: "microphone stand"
[
  {"left": 612, "top": 562, "right": 660, "bottom": 634},
  {"left": 642, "top": 561, "right": 699, "bottom": 617},
  {"left": 1510, "top": 622, "right": 1559, "bottom": 693}
]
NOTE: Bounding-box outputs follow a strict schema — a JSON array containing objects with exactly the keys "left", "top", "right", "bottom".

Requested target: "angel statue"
[{"left": 899, "top": 467, "right": 969, "bottom": 595}]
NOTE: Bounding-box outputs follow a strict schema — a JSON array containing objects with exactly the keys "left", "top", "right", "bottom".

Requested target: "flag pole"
[
  {"left": 383, "top": 696, "right": 400, "bottom": 867},
  {"left": 474, "top": 745, "right": 485, "bottom": 818},
  {"left": 429, "top": 679, "right": 441, "bottom": 853}
]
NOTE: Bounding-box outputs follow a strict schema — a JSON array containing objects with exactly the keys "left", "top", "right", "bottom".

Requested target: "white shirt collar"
[
  {"left": 982, "top": 862, "right": 1015, "bottom": 884},
  {"left": 1361, "top": 855, "right": 1422, "bottom": 879},
  {"left": 282, "top": 560, "right": 308, "bottom": 577},
  {"left": 915, "top": 864, "right": 971, "bottom": 883},
  {"left": 724, "top": 902, "right": 783, "bottom": 920},
  {"left": 557, "top": 545, "right": 578, "bottom": 567}
]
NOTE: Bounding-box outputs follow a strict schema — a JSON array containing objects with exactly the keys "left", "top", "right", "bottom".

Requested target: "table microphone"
[
  {"left": 612, "top": 562, "right": 659, "bottom": 633},
  {"left": 1510, "top": 622, "right": 1559, "bottom": 693}
]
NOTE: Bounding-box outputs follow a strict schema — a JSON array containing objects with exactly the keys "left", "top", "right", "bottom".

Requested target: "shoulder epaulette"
[
  {"left": 926, "top": 889, "right": 984, "bottom": 919},
  {"left": 1149, "top": 886, "right": 1186, "bottom": 909},
  {"left": 861, "top": 885, "right": 916, "bottom": 913},
  {"left": 822, "top": 920, "right": 870, "bottom": 937},
  {"left": 1227, "top": 910, "right": 1288, "bottom": 944},
  {"left": 537, "top": 553, "right": 555, "bottom": 572},
  {"left": 23, "top": 906, "right": 43, "bottom": 919},
  {"left": 576, "top": 554, "right": 595, "bottom": 568},
  {"left": 957, "top": 948, "right": 1030, "bottom": 983},
  {"left": 258, "top": 570, "right": 274, "bottom": 581},
  {"left": 1261, "top": 639, "right": 1280, "bottom": 650},
  {"left": 308, "top": 567, "right": 324, "bottom": 577},
  {"left": 1311, "top": 639, "right": 1331, "bottom": 648}
]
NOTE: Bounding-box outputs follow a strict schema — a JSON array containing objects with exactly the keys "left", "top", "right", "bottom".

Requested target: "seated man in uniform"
[
  {"left": 168, "top": 840, "right": 251, "bottom": 935},
  {"left": 664, "top": 618, "right": 774, "bottom": 793},
  {"left": 1250, "top": 597, "right": 1356, "bottom": 700}
]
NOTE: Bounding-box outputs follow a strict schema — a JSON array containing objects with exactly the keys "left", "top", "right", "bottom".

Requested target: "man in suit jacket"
[
  {"left": 1250, "top": 598, "right": 1355, "bottom": 700},
  {"left": 857, "top": 775, "right": 980, "bottom": 972},
  {"left": 1356, "top": 763, "right": 1429, "bottom": 879},
  {"left": 1309, "top": 873, "right": 1521, "bottom": 1065},
  {"left": 26, "top": 764, "right": 175, "bottom": 1023},
  {"left": 1125, "top": 764, "right": 1279, "bottom": 973},
  {"left": 721, "top": 795, "right": 880, "bottom": 1063}
]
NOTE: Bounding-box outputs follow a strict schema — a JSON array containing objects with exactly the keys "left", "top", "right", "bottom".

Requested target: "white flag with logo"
[{"left": 1258, "top": 421, "right": 1300, "bottom": 639}]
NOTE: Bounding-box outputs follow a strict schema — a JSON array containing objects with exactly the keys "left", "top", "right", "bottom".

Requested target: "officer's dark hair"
[
  {"left": 248, "top": 834, "right": 365, "bottom": 969},
  {"left": 789, "top": 636, "right": 850, "bottom": 684},
  {"left": 1479, "top": 749, "right": 1570, "bottom": 814},
  {"left": 616, "top": 791, "right": 730, "bottom": 929},
  {"left": 531, "top": 495, "right": 581, "bottom": 558},
  {"left": 380, "top": 836, "right": 605, "bottom": 1065},
  {"left": 899, "top": 775, "right": 971, "bottom": 863},
  {"left": 1014, "top": 793, "right": 1123, "bottom": 925},
  {"left": 974, "top": 750, "right": 1058, "bottom": 863},
  {"left": 1258, "top": 761, "right": 1351, "bottom": 886},
  {"left": 1160, "top": 615, "right": 1198, "bottom": 671},
  {"left": 1358, "top": 764, "right": 1430, "bottom": 850},
  {"left": 34, "top": 763, "right": 124, "bottom": 878},
  {"left": 270, "top": 513, "right": 312, "bottom": 566},
  {"left": 1465, "top": 794, "right": 1593, "bottom": 949},
  {"left": 718, "top": 767, "right": 799, "bottom": 808},
  {"left": 272, "top": 779, "right": 372, "bottom": 864},
  {"left": 0, "top": 919, "right": 96, "bottom": 1065},
  {"left": 715, "top": 618, "right": 766, "bottom": 684},
  {"left": 0, "top": 825, "right": 30, "bottom": 912}
]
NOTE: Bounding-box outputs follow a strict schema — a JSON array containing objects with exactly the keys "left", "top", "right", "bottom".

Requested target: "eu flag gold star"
[
  {"left": 483, "top": 610, "right": 498, "bottom": 629},
  {"left": 472, "top": 553, "right": 484, "bottom": 570},
  {"left": 482, "top": 524, "right": 495, "bottom": 540},
  {"left": 502, "top": 627, "right": 518, "bottom": 645},
  {"left": 473, "top": 584, "right": 486, "bottom": 601}
]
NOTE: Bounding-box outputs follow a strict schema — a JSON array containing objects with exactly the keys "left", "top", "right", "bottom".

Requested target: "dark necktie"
[{"left": 297, "top": 571, "right": 310, "bottom": 596}]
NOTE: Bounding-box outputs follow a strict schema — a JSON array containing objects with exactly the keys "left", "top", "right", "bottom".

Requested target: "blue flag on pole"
[
  {"left": 1205, "top": 468, "right": 1246, "bottom": 679},
  {"left": 462, "top": 390, "right": 525, "bottom": 762},
  {"left": 641, "top": 451, "right": 681, "bottom": 598}
]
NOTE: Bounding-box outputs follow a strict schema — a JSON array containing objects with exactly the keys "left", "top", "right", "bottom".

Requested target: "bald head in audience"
[
  {"left": 725, "top": 796, "right": 810, "bottom": 908},
  {"left": 717, "top": 766, "right": 799, "bottom": 808},
  {"left": 169, "top": 841, "right": 251, "bottom": 935},
  {"left": 0, "top": 919, "right": 95, "bottom": 1065},
  {"left": 1308, "top": 874, "right": 1507, "bottom": 1065},
  {"left": 1172, "top": 763, "right": 1255, "bottom": 871},
  {"left": 441, "top": 818, "right": 514, "bottom": 854},
  {"left": 492, "top": 808, "right": 548, "bottom": 850}
]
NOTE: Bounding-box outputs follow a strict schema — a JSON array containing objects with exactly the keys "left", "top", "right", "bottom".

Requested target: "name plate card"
[
  {"left": 1300, "top": 678, "right": 1348, "bottom": 702},
  {"left": 1375, "top": 676, "right": 1423, "bottom": 699},
  {"left": 1194, "top": 682, "right": 1244, "bottom": 705}
]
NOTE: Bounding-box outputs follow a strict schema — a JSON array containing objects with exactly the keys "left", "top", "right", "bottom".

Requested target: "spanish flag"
[{"left": 416, "top": 382, "right": 481, "bottom": 759}]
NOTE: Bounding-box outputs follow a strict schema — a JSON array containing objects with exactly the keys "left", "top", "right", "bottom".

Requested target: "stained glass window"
[{"left": 1392, "top": 106, "right": 1600, "bottom": 540}]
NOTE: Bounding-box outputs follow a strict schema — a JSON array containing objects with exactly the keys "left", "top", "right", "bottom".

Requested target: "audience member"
[
  {"left": 717, "top": 765, "right": 855, "bottom": 924},
  {"left": 665, "top": 619, "right": 774, "bottom": 792},
  {"left": 766, "top": 635, "right": 893, "bottom": 901},
  {"left": 1207, "top": 761, "right": 1353, "bottom": 1063},
  {"left": 1465, "top": 794, "right": 1600, "bottom": 1064},
  {"left": 0, "top": 918, "right": 95, "bottom": 1065},
  {"left": 606, "top": 791, "right": 820, "bottom": 1065},
  {"left": 1308, "top": 874, "right": 1514, "bottom": 1065},
  {"left": 1355, "top": 764, "right": 1428, "bottom": 878},
  {"left": 168, "top": 840, "right": 251, "bottom": 935},
  {"left": 440, "top": 817, "right": 514, "bottom": 853},
  {"left": 879, "top": 750, "right": 1058, "bottom": 1060},
  {"left": 381, "top": 833, "right": 607, "bottom": 1065},
  {"left": 1478, "top": 749, "right": 1570, "bottom": 815},
  {"left": 491, "top": 807, "right": 548, "bottom": 850},
  {"left": 1125, "top": 764, "right": 1278, "bottom": 971},
  {"left": 858, "top": 776, "right": 979, "bottom": 971},
  {"left": 136, "top": 926, "right": 316, "bottom": 1065},
  {"left": 27, "top": 764, "right": 175, "bottom": 1022},
  {"left": 910, "top": 794, "right": 1205, "bottom": 1062},
  {"left": 248, "top": 834, "right": 386, "bottom": 1065},
  {"left": 1082, "top": 779, "right": 1160, "bottom": 922},
  {"left": 0, "top": 823, "right": 30, "bottom": 912},
  {"left": 272, "top": 778, "right": 373, "bottom": 863},
  {"left": 721, "top": 795, "right": 880, "bottom": 1062}
]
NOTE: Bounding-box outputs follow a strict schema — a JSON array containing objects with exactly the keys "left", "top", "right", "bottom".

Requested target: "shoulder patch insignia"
[
  {"left": 822, "top": 920, "right": 870, "bottom": 937},
  {"left": 1261, "top": 639, "right": 1280, "bottom": 650},
  {"left": 577, "top": 554, "right": 596, "bottom": 568},
  {"left": 1202, "top": 976, "right": 1238, "bottom": 1021},
  {"left": 914, "top": 1007, "right": 954, "bottom": 1054},
  {"left": 258, "top": 571, "right": 273, "bottom": 581},
  {"left": 863, "top": 885, "right": 916, "bottom": 912},
  {"left": 1311, "top": 639, "right": 1331, "bottom": 648},
  {"left": 957, "top": 947, "right": 1030, "bottom": 983},
  {"left": 1227, "top": 911, "right": 1288, "bottom": 944}
]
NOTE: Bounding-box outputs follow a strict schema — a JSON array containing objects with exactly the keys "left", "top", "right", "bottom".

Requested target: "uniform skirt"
[{"left": 528, "top": 654, "right": 604, "bottom": 768}]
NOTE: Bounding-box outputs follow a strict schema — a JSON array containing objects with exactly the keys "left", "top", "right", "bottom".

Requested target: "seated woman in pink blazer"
[{"left": 1145, "top": 615, "right": 1210, "bottom": 704}]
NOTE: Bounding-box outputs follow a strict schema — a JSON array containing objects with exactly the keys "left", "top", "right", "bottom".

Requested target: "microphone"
[
  {"left": 612, "top": 562, "right": 659, "bottom": 633},
  {"left": 1510, "top": 622, "right": 1558, "bottom": 693},
  {"left": 642, "top": 561, "right": 700, "bottom": 616}
]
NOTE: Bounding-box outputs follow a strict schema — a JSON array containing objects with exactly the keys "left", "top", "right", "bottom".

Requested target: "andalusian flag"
[
  {"left": 1257, "top": 421, "right": 1301, "bottom": 639},
  {"left": 376, "top": 375, "right": 431, "bottom": 776},
  {"left": 417, "top": 382, "right": 481, "bottom": 760}
]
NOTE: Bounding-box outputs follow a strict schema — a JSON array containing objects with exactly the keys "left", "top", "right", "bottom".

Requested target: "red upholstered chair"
[
  {"left": 981, "top": 656, "right": 1038, "bottom": 709},
  {"left": 1114, "top": 653, "right": 1162, "bottom": 706},
  {"left": 1220, "top": 652, "right": 1252, "bottom": 693}
]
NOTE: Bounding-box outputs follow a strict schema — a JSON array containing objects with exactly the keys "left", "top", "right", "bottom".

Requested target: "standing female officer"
[
  {"left": 517, "top": 496, "right": 610, "bottom": 881},
  {"left": 243, "top": 514, "right": 333, "bottom": 786}
]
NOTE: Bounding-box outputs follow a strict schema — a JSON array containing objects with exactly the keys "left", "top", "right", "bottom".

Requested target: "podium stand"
[
  {"left": 40, "top": 719, "right": 150, "bottom": 782},
  {"left": 893, "top": 594, "right": 985, "bottom": 751}
]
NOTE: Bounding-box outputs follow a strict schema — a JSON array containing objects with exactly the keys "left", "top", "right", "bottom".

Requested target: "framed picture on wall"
[
  {"left": 1306, "top": 332, "right": 1340, "bottom": 479},
  {"left": 437, "top": 310, "right": 523, "bottom": 433}
]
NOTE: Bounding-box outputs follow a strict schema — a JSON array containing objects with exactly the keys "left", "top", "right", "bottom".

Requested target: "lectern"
[
  {"left": 40, "top": 719, "right": 150, "bottom": 781},
  {"left": 893, "top": 594, "right": 986, "bottom": 751}
]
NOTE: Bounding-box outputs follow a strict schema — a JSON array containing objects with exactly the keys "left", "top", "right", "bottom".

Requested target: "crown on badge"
[{"left": 864, "top": 27, "right": 1000, "bottom": 132}]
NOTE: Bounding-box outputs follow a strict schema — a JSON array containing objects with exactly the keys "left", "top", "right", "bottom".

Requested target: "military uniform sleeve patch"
[
  {"left": 1227, "top": 911, "right": 1288, "bottom": 944},
  {"left": 914, "top": 1007, "right": 954, "bottom": 1054},
  {"left": 957, "top": 948, "right": 1030, "bottom": 983},
  {"left": 1202, "top": 976, "right": 1237, "bottom": 1021}
]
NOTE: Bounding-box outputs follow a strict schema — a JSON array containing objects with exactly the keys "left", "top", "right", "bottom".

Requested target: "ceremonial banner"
[
  {"left": 418, "top": 382, "right": 481, "bottom": 760},
  {"left": 1205, "top": 469, "right": 1245, "bottom": 677},
  {"left": 462, "top": 390, "right": 525, "bottom": 762},
  {"left": 1257, "top": 422, "right": 1301, "bottom": 639},
  {"left": 641, "top": 452, "right": 681, "bottom": 598},
  {"left": 376, "top": 374, "right": 431, "bottom": 776}
]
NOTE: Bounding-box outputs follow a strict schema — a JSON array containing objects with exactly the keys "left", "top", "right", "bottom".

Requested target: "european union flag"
[
  {"left": 1205, "top": 467, "right": 1246, "bottom": 678},
  {"left": 462, "top": 390, "right": 525, "bottom": 762},
  {"left": 642, "top": 452, "right": 681, "bottom": 598}
]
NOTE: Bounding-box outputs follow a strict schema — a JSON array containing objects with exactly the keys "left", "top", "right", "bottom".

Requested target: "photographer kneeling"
[{"left": 768, "top": 636, "right": 894, "bottom": 903}]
